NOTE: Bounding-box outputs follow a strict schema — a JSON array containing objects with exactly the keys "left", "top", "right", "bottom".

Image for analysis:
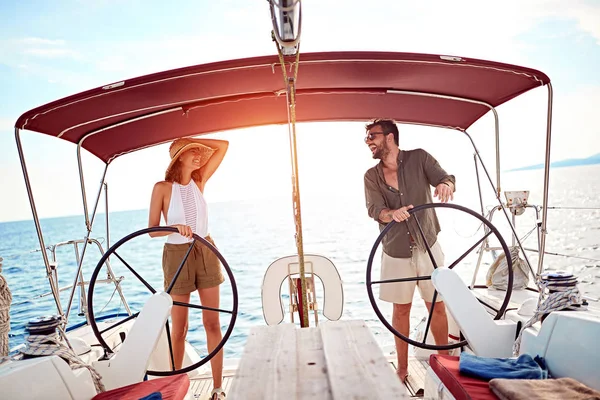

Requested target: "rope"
[
  {"left": 0, "top": 257, "right": 12, "bottom": 357},
  {"left": 272, "top": 30, "right": 309, "bottom": 327},
  {"left": 513, "top": 277, "right": 583, "bottom": 355},
  {"left": 21, "top": 331, "right": 106, "bottom": 393}
]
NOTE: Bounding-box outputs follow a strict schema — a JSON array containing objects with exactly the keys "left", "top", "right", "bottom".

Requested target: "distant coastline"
[{"left": 508, "top": 153, "right": 600, "bottom": 172}]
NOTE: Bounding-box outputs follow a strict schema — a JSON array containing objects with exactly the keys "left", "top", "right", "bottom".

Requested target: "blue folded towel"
[
  {"left": 459, "top": 352, "right": 548, "bottom": 381},
  {"left": 138, "top": 392, "right": 163, "bottom": 400}
]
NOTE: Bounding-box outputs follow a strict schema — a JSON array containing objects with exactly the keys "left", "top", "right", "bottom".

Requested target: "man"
[{"left": 363, "top": 119, "right": 455, "bottom": 382}]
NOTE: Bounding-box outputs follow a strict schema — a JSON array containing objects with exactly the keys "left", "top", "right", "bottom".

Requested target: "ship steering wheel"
[
  {"left": 86, "top": 226, "right": 238, "bottom": 376},
  {"left": 366, "top": 203, "right": 513, "bottom": 351}
]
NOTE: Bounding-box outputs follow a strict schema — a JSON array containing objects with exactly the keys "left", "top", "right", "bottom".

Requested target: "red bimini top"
[{"left": 15, "top": 51, "right": 550, "bottom": 163}]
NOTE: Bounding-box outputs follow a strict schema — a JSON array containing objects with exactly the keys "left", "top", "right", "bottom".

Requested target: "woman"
[{"left": 148, "top": 137, "right": 229, "bottom": 400}]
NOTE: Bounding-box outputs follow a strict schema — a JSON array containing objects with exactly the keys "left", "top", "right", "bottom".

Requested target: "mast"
[{"left": 269, "top": 0, "right": 309, "bottom": 328}]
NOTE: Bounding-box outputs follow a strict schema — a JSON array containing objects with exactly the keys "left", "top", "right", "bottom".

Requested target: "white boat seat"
[
  {"left": 0, "top": 292, "right": 175, "bottom": 399},
  {"left": 92, "top": 291, "right": 173, "bottom": 391},
  {"left": 261, "top": 254, "right": 344, "bottom": 325},
  {"left": 0, "top": 355, "right": 97, "bottom": 400},
  {"left": 520, "top": 311, "right": 600, "bottom": 391},
  {"left": 431, "top": 268, "right": 517, "bottom": 358}
]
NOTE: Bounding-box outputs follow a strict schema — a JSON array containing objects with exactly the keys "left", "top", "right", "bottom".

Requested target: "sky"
[{"left": 0, "top": 0, "right": 599, "bottom": 223}]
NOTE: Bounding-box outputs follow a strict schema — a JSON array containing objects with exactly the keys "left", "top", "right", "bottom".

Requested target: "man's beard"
[{"left": 372, "top": 142, "right": 390, "bottom": 160}]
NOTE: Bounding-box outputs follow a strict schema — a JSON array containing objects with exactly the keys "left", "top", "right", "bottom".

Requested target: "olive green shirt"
[{"left": 364, "top": 149, "right": 455, "bottom": 258}]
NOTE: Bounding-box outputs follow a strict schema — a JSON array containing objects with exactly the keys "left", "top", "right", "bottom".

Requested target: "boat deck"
[{"left": 188, "top": 355, "right": 430, "bottom": 399}]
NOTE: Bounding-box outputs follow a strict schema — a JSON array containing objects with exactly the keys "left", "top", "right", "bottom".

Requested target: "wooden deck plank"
[
  {"left": 223, "top": 376, "right": 233, "bottom": 393},
  {"left": 228, "top": 323, "right": 297, "bottom": 399},
  {"left": 406, "top": 357, "right": 428, "bottom": 397},
  {"left": 199, "top": 377, "right": 212, "bottom": 396},
  {"left": 320, "top": 320, "right": 410, "bottom": 399},
  {"left": 189, "top": 345, "right": 431, "bottom": 399},
  {"left": 190, "top": 376, "right": 211, "bottom": 398},
  {"left": 296, "top": 327, "right": 332, "bottom": 399}
]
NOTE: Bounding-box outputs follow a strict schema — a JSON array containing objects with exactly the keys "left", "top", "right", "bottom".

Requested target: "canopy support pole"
[
  {"left": 538, "top": 83, "right": 553, "bottom": 275},
  {"left": 14, "top": 128, "right": 64, "bottom": 320},
  {"left": 63, "top": 148, "right": 109, "bottom": 323}
]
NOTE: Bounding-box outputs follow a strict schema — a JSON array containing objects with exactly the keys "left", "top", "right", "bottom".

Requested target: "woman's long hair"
[{"left": 165, "top": 159, "right": 202, "bottom": 183}]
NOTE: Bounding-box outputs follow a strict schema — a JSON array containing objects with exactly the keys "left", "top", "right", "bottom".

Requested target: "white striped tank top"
[{"left": 166, "top": 180, "right": 208, "bottom": 244}]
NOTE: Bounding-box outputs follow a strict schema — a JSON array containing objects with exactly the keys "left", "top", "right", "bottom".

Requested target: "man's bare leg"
[
  {"left": 392, "top": 303, "right": 412, "bottom": 382},
  {"left": 425, "top": 300, "right": 449, "bottom": 355}
]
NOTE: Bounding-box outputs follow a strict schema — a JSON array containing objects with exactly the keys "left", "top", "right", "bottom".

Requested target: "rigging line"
[
  {"left": 452, "top": 208, "right": 494, "bottom": 238},
  {"left": 519, "top": 225, "right": 538, "bottom": 244},
  {"left": 547, "top": 206, "right": 600, "bottom": 210},
  {"left": 98, "top": 284, "right": 119, "bottom": 314},
  {"left": 273, "top": 33, "right": 308, "bottom": 328},
  {"left": 526, "top": 249, "right": 600, "bottom": 263}
]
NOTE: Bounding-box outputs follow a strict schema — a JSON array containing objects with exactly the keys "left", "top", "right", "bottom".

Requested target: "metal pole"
[
  {"left": 65, "top": 154, "right": 108, "bottom": 321},
  {"left": 77, "top": 141, "right": 91, "bottom": 231},
  {"left": 104, "top": 182, "right": 110, "bottom": 251},
  {"left": 470, "top": 154, "right": 490, "bottom": 289},
  {"left": 463, "top": 131, "right": 537, "bottom": 280},
  {"left": 493, "top": 107, "right": 501, "bottom": 197},
  {"left": 73, "top": 242, "right": 89, "bottom": 324},
  {"left": 387, "top": 89, "right": 502, "bottom": 195},
  {"left": 14, "top": 128, "right": 65, "bottom": 318},
  {"left": 285, "top": 82, "right": 309, "bottom": 328},
  {"left": 537, "top": 83, "right": 553, "bottom": 275}
]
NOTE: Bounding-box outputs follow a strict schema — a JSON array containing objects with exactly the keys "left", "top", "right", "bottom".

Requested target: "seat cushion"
[
  {"left": 92, "top": 375, "right": 189, "bottom": 400},
  {"left": 429, "top": 354, "right": 496, "bottom": 400}
]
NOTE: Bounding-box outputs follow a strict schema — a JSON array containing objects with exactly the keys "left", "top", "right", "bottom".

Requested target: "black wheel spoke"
[
  {"left": 371, "top": 276, "right": 431, "bottom": 285},
  {"left": 172, "top": 300, "right": 233, "bottom": 314},
  {"left": 99, "top": 312, "right": 140, "bottom": 335},
  {"left": 87, "top": 226, "right": 238, "bottom": 377},
  {"left": 413, "top": 213, "right": 440, "bottom": 270},
  {"left": 113, "top": 251, "right": 156, "bottom": 294},
  {"left": 165, "top": 240, "right": 196, "bottom": 294},
  {"left": 422, "top": 291, "right": 439, "bottom": 344},
  {"left": 165, "top": 321, "right": 176, "bottom": 371},
  {"left": 366, "top": 202, "right": 514, "bottom": 352},
  {"left": 448, "top": 230, "right": 494, "bottom": 270}
]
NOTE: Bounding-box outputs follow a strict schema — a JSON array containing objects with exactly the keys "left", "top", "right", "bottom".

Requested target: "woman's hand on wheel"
[{"left": 172, "top": 224, "right": 193, "bottom": 238}]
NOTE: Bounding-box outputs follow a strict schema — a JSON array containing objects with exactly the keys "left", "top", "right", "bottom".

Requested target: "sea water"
[{"left": 1, "top": 165, "right": 599, "bottom": 359}]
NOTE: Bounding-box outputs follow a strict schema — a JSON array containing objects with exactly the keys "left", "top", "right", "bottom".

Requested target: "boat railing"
[
  {"left": 469, "top": 199, "right": 542, "bottom": 292},
  {"left": 47, "top": 237, "right": 132, "bottom": 325},
  {"left": 8, "top": 236, "right": 131, "bottom": 336}
]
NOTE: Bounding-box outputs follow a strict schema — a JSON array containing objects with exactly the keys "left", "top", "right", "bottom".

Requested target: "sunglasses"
[{"left": 364, "top": 132, "right": 387, "bottom": 142}]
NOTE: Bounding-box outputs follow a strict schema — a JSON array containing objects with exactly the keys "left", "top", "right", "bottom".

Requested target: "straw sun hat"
[{"left": 165, "top": 138, "right": 215, "bottom": 175}]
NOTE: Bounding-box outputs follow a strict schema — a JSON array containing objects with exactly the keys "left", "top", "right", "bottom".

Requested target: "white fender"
[{"left": 261, "top": 254, "right": 344, "bottom": 325}]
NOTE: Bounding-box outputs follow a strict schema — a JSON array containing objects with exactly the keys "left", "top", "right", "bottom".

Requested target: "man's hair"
[{"left": 365, "top": 118, "right": 399, "bottom": 145}]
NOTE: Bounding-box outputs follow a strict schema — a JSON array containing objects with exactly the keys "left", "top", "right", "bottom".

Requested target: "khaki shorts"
[
  {"left": 379, "top": 240, "right": 445, "bottom": 304},
  {"left": 162, "top": 235, "right": 225, "bottom": 295}
]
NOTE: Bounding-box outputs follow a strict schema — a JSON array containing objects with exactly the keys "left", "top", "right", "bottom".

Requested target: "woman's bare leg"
[
  {"left": 170, "top": 293, "right": 190, "bottom": 370},
  {"left": 198, "top": 286, "right": 223, "bottom": 389}
]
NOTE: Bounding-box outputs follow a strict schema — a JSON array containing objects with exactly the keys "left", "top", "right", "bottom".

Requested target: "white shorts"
[{"left": 379, "top": 241, "right": 445, "bottom": 304}]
